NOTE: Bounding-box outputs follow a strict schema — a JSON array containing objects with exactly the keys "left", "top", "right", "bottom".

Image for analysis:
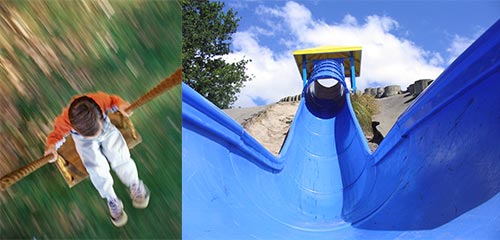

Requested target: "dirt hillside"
[
  {"left": 223, "top": 93, "right": 415, "bottom": 155},
  {"left": 372, "top": 93, "right": 416, "bottom": 136}
]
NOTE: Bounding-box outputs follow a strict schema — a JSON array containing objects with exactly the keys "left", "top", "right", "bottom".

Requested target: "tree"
[{"left": 182, "top": 0, "right": 252, "bottom": 109}]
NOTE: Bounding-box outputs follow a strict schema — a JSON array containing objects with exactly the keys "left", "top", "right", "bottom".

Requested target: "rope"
[
  {"left": 0, "top": 154, "right": 52, "bottom": 192},
  {"left": 0, "top": 68, "right": 182, "bottom": 192},
  {"left": 125, "top": 68, "right": 182, "bottom": 113}
]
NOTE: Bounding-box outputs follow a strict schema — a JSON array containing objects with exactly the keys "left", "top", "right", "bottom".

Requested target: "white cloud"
[
  {"left": 446, "top": 34, "right": 474, "bottom": 64},
  {"left": 226, "top": 1, "right": 455, "bottom": 107},
  {"left": 342, "top": 14, "right": 358, "bottom": 26},
  {"left": 252, "top": 26, "right": 275, "bottom": 36},
  {"left": 223, "top": 31, "right": 301, "bottom": 107}
]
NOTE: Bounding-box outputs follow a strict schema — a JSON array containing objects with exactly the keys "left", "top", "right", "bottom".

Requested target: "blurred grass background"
[{"left": 0, "top": 0, "right": 181, "bottom": 238}]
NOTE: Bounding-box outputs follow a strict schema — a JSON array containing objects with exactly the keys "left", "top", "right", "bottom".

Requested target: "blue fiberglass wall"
[
  {"left": 182, "top": 20, "right": 500, "bottom": 239},
  {"left": 348, "top": 19, "right": 500, "bottom": 230}
]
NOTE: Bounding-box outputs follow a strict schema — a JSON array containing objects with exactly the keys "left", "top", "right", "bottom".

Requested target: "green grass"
[
  {"left": 0, "top": 1, "right": 181, "bottom": 238},
  {"left": 351, "top": 94, "right": 379, "bottom": 135}
]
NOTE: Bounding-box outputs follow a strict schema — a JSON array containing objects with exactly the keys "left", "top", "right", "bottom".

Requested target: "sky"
[{"left": 221, "top": 1, "right": 499, "bottom": 107}]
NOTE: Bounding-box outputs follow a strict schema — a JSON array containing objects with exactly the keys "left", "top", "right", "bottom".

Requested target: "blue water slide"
[{"left": 182, "top": 20, "right": 500, "bottom": 239}]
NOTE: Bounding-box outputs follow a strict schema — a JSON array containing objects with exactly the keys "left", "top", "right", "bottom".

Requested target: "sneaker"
[
  {"left": 130, "top": 181, "right": 150, "bottom": 209},
  {"left": 108, "top": 198, "right": 128, "bottom": 227}
]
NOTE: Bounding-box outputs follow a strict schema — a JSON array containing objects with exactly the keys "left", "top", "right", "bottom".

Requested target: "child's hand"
[
  {"left": 118, "top": 102, "right": 133, "bottom": 117},
  {"left": 44, "top": 145, "right": 58, "bottom": 163}
]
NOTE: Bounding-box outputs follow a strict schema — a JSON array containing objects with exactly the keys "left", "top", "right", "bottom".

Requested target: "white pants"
[{"left": 72, "top": 117, "right": 139, "bottom": 200}]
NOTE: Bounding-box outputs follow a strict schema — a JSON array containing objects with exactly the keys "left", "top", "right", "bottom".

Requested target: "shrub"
[{"left": 351, "top": 94, "right": 379, "bottom": 135}]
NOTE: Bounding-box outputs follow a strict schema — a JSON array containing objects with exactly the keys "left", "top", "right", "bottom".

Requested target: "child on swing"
[{"left": 44, "top": 92, "right": 150, "bottom": 227}]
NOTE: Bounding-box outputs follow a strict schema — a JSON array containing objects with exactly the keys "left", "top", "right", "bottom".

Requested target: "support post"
[
  {"left": 302, "top": 55, "right": 307, "bottom": 86},
  {"left": 350, "top": 51, "right": 357, "bottom": 94}
]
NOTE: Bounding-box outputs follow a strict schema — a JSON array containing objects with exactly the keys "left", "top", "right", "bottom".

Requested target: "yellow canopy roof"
[{"left": 293, "top": 46, "right": 362, "bottom": 79}]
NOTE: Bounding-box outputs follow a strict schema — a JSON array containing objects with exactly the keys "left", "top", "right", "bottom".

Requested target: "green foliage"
[
  {"left": 182, "top": 0, "right": 252, "bottom": 109},
  {"left": 351, "top": 94, "right": 379, "bottom": 134}
]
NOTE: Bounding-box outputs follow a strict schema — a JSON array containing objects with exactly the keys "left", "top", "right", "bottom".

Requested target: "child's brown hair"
[{"left": 69, "top": 96, "right": 104, "bottom": 137}]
